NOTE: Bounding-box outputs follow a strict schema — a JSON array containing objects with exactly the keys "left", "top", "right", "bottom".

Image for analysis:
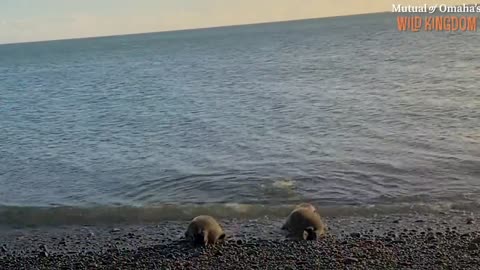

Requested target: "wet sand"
[{"left": 0, "top": 213, "right": 479, "bottom": 269}]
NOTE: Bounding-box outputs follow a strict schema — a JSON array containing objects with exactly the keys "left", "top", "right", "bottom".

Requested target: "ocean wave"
[{"left": 0, "top": 199, "right": 478, "bottom": 227}]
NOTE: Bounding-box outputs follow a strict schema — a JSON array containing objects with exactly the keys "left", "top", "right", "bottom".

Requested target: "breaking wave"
[{"left": 0, "top": 198, "right": 479, "bottom": 227}]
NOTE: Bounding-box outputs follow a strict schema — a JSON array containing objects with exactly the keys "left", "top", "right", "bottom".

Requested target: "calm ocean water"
[{"left": 0, "top": 13, "right": 479, "bottom": 225}]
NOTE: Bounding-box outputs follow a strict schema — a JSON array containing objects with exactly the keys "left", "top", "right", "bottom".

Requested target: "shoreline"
[{"left": 1, "top": 213, "right": 479, "bottom": 269}]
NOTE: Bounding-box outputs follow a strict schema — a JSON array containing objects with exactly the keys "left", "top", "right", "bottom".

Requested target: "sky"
[{"left": 0, "top": 0, "right": 476, "bottom": 44}]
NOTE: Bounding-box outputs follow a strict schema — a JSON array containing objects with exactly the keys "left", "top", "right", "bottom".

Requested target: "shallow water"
[{"left": 0, "top": 13, "right": 479, "bottom": 224}]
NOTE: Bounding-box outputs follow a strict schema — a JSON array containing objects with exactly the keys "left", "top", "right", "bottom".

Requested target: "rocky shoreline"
[{"left": 0, "top": 213, "right": 479, "bottom": 269}]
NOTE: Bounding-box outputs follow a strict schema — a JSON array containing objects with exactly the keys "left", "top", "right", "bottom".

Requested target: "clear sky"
[{"left": 0, "top": 0, "right": 475, "bottom": 44}]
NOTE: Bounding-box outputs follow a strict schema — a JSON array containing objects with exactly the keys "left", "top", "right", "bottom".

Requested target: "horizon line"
[{"left": 0, "top": 11, "right": 389, "bottom": 46}]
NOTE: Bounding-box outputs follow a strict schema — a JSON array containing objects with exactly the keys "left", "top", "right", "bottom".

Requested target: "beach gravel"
[{"left": 1, "top": 214, "right": 479, "bottom": 269}]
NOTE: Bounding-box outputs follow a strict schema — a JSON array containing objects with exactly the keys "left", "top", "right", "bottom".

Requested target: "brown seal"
[
  {"left": 281, "top": 203, "right": 326, "bottom": 240},
  {"left": 185, "top": 215, "right": 226, "bottom": 246}
]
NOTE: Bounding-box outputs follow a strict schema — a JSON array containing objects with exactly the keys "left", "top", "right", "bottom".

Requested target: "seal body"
[
  {"left": 281, "top": 203, "right": 325, "bottom": 240},
  {"left": 294, "top": 203, "right": 316, "bottom": 213},
  {"left": 185, "top": 215, "right": 226, "bottom": 246}
]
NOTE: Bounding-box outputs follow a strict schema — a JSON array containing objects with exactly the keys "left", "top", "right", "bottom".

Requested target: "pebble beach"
[{"left": 1, "top": 212, "right": 479, "bottom": 269}]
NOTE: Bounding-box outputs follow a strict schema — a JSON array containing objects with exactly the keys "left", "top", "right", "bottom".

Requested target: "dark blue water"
[{"left": 0, "top": 13, "right": 479, "bottom": 224}]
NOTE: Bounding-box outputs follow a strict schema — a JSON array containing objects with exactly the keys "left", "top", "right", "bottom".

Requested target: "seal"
[
  {"left": 281, "top": 203, "right": 326, "bottom": 240},
  {"left": 185, "top": 215, "right": 226, "bottom": 246}
]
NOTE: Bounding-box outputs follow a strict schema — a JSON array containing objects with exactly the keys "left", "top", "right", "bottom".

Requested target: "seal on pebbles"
[
  {"left": 185, "top": 215, "right": 226, "bottom": 246},
  {"left": 281, "top": 203, "right": 326, "bottom": 240}
]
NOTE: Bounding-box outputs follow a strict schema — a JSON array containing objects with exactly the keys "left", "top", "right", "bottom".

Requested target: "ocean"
[{"left": 0, "top": 13, "right": 479, "bottom": 226}]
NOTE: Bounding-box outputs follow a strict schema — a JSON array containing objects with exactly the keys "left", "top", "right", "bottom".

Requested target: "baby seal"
[
  {"left": 185, "top": 215, "right": 226, "bottom": 246},
  {"left": 281, "top": 203, "right": 326, "bottom": 240}
]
